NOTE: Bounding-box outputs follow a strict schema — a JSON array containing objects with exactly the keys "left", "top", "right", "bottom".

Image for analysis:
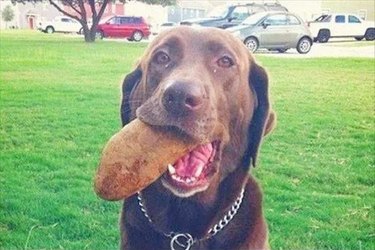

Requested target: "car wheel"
[
  {"left": 46, "top": 26, "right": 54, "bottom": 34},
  {"left": 244, "top": 37, "right": 258, "bottom": 53},
  {"left": 317, "top": 29, "right": 330, "bottom": 43},
  {"left": 78, "top": 28, "right": 83, "bottom": 35},
  {"left": 296, "top": 37, "right": 312, "bottom": 54},
  {"left": 364, "top": 28, "right": 375, "bottom": 41},
  {"left": 354, "top": 36, "right": 364, "bottom": 41},
  {"left": 96, "top": 31, "right": 104, "bottom": 39},
  {"left": 132, "top": 31, "right": 143, "bottom": 42},
  {"left": 277, "top": 48, "right": 288, "bottom": 53}
]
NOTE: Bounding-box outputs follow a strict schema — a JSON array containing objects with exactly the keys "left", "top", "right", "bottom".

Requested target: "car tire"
[
  {"left": 317, "top": 29, "right": 330, "bottom": 43},
  {"left": 364, "top": 28, "right": 375, "bottom": 41},
  {"left": 132, "top": 31, "right": 143, "bottom": 42},
  {"left": 46, "top": 26, "right": 54, "bottom": 34},
  {"left": 296, "top": 37, "right": 312, "bottom": 54},
  {"left": 244, "top": 37, "right": 258, "bottom": 53},
  {"left": 96, "top": 31, "right": 104, "bottom": 39},
  {"left": 354, "top": 36, "right": 364, "bottom": 41},
  {"left": 78, "top": 28, "right": 83, "bottom": 35}
]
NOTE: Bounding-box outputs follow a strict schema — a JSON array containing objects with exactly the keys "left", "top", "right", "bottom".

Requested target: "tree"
[
  {"left": 12, "top": 0, "right": 176, "bottom": 42},
  {"left": 1, "top": 5, "right": 15, "bottom": 28}
]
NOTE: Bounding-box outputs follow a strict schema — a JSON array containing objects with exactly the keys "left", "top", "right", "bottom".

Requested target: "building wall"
[
  {"left": 125, "top": 1, "right": 168, "bottom": 30},
  {"left": 321, "top": 0, "right": 374, "bottom": 20},
  {"left": 63, "top": 2, "right": 125, "bottom": 21},
  {"left": 0, "top": 1, "right": 18, "bottom": 29}
]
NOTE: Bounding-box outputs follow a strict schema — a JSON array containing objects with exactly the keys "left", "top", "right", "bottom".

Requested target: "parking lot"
[
  {"left": 258, "top": 39, "right": 375, "bottom": 58},
  {"left": 111, "top": 35, "right": 374, "bottom": 58}
]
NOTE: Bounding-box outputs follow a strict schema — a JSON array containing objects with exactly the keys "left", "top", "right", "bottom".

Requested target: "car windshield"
[
  {"left": 241, "top": 12, "right": 268, "bottom": 25},
  {"left": 207, "top": 5, "right": 229, "bottom": 18},
  {"left": 100, "top": 16, "right": 113, "bottom": 24},
  {"left": 320, "top": 15, "right": 332, "bottom": 22}
]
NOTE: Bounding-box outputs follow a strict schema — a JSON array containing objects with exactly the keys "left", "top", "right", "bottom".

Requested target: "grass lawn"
[{"left": 1, "top": 30, "right": 374, "bottom": 250}]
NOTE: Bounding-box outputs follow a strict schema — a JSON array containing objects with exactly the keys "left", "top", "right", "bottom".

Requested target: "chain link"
[{"left": 137, "top": 187, "right": 245, "bottom": 249}]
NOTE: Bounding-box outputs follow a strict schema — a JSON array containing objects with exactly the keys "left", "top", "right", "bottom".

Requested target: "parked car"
[
  {"left": 180, "top": 2, "right": 288, "bottom": 29},
  {"left": 37, "top": 16, "right": 82, "bottom": 34},
  {"left": 228, "top": 11, "right": 313, "bottom": 54},
  {"left": 308, "top": 13, "right": 375, "bottom": 42},
  {"left": 96, "top": 16, "right": 151, "bottom": 41},
  {"left": 152, "top": 22, "right": 177, "bottom": 35}
]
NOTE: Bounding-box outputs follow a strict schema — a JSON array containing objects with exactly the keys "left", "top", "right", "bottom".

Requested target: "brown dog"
[{"left": 119, "top": 26, "right": 275, "bottom": 250}]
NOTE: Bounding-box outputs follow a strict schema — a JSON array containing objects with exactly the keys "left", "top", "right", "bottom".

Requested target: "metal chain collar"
[{"left": 137, "top": 187, "right": 245, "bottom": 250}]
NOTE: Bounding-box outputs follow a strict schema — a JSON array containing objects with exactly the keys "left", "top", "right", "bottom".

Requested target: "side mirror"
[
  {"left": 228, "top": 16, "right": 238, "bottom": 22},
  {"left": 262, "top": 22, "right": 270, "bottom": 29}
]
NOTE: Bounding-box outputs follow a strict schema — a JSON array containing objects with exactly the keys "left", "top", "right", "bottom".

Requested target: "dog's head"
[{"left": 121, "top": 27, "right": 275, "bottom": 198}]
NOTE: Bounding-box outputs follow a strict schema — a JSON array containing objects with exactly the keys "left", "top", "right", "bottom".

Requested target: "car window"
[
  {"left": 321, "top": 15, "right": 332, "bottom": 22},
  {"left": 335, "top": 15, "right": 345, "bottom": 23},
  {"left": 133, "top": 17, "right": 142, "bottom": 24},
  {"left": 314, "top": 15, "right": 327, "bottom": 22},
  {"left": 120, "top": 17, "right": 130, "bottom": 24},
  {"left": 264, "top": 14, "right": 287, "bottom": 26},
  {"left": 231, "top": 6, "right": 250, "bottom": 21},
  {"left": 287, "top": 15, "right": 300, "bottom": 25},
  {"left": 162, "top": 23, "right": 175, "bottom": 27},
  {"left": 61, "top": 18, "right": 70, "bottom": 23},
  {"left": 242, "top": 12, "right": 268, "bottom": 25},
  {"left": 348, "top": 15, "right": 361, "bottom": 23},
  {"left": 107, "top": 17, "right": 119, "bottom": 25}
]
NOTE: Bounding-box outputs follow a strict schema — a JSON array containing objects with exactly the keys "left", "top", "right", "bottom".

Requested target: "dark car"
[
  {"left": 96, "top": 16, "right": 151, "bottom": 41},
  {"left": 180, "top": 3, "right": 288, "bottom": 29}
]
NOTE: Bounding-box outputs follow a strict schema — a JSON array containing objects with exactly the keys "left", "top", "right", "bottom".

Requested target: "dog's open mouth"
[{"left": 162, "top": 141, "right": 220, "bottom": 197}]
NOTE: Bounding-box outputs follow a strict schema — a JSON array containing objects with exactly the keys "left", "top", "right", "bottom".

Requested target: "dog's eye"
[
  {"left": 154, "top": 51, "right": 170, "bottom": 65},
  {"left": 217, "top": 56, "right": 234, "bottom": 68}
]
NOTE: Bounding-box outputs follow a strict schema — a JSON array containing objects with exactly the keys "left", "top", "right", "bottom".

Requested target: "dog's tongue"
[{"left": 173, "top": 143, "right": 213, "bottom": 178}]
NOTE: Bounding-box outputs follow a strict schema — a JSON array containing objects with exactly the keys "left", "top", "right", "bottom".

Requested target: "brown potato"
[{"left": 94, "top": 119, "right": 197, "bottom": 200}]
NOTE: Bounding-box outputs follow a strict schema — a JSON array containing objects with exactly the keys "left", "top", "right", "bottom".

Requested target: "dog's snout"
[{"left": 162, "top": 81, "right": 205, "bottom": 116}]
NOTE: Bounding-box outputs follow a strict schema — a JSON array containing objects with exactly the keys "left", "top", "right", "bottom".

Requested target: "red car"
[{"left": 96, "top": 16, "right": 151, "bottom": 41}]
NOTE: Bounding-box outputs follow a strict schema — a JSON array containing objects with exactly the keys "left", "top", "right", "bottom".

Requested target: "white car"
[
  {"left": 308, "top": 13, "right": 375, "bottom": 42},
  {"left": 37, "top": 16, "right": 82, "bottom": 34}
]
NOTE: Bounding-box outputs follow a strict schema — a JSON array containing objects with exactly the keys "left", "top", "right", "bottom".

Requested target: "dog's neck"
[{"left": 137, "top": 168, "right": 249, "bottom": 240}]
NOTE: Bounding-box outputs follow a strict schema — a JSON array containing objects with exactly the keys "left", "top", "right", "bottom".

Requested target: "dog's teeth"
[
  {"left": 171, "top": 173, "right": 198, "bottom": 184},
  {"left": 171, "top": 174, "right": 179, "bottom": 181},
  {"left": 186, "top": 177, "right": 197, "bottom": 184},
  {"left": 194, "top": 164, "right": 204, "bottom": 178},
  {"left": 168, "top": 164, "right": 176, "bottom": 174}
]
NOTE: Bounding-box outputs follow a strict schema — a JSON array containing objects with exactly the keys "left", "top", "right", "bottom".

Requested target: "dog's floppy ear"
[
  {"left": 120, "top": 66, "right": 142, "bottom": 126},
  {"left": 243, "top": 62, "right": 276, "bottom": 169}
]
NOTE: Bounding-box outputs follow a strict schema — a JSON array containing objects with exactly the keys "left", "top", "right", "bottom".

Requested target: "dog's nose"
[{"left": 162, "top": 81, "right": 204, "bottom": 116}]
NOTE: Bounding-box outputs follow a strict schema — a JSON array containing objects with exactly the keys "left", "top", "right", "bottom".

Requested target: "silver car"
[{"left": 228, "top": 11, "right": 313, "bottom": 54}]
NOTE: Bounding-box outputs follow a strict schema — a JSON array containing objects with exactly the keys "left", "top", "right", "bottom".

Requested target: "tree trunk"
[{"left": 81, "top": 23, "right": 96, "bottom": 43}]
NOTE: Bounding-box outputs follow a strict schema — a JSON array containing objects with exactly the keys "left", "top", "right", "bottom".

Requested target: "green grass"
[{"left": 1, "top": 30, "right": 374, "bottom": 250}]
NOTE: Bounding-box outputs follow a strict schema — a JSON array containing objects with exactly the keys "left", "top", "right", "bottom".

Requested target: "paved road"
[
  {"left": 256, "top": 39, "right": 375, "bottom": 58},
  {"left": 106, "top": 35, "right": 374, "bottom": 58}
]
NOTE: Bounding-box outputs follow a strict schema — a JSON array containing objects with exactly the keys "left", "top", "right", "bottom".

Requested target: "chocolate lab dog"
[{"left": 119, "top": 27, "right": 275, "bottom": 250}]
